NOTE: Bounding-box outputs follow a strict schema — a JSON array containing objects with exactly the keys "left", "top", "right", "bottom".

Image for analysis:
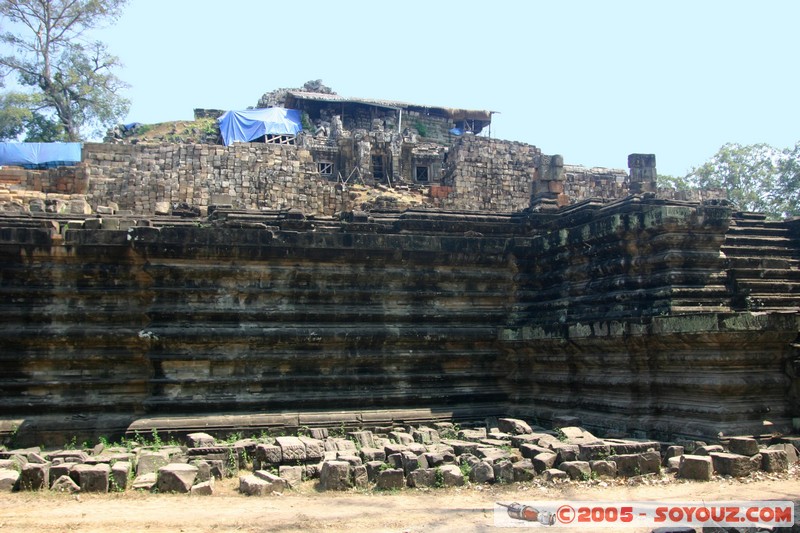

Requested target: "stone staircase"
[{"left": 723, "top": 213, "right": 800, "bottom": 312}]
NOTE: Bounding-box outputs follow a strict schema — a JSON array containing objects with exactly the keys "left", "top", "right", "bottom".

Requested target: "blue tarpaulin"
[
  {"left": 0, "top": 142, "right": 82, "bottom": 168},
  {"left": 217, "top": 108, "right": 303, "bottom": 146}
]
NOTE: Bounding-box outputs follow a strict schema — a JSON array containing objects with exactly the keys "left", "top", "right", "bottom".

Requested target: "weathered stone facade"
[{"left": 0, "top": 197, "right": 797, "bottom": 445}]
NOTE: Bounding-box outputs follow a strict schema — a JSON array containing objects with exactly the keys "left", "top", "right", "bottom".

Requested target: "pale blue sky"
[{"left": 89, "top": 0, "right": 799, "bottom": 177}]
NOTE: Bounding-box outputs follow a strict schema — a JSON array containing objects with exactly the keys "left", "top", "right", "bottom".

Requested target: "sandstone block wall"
[
  {"left": 440, "top": 137, "right": 539, "bottom": 212},
  {"left": 83, "top": 143, "right": 355, "bottom": 216}
]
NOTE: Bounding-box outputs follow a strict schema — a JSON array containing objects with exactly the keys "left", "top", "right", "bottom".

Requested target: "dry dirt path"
[{"left": 1, "top": 476, "right": 799, "bottom": 533}]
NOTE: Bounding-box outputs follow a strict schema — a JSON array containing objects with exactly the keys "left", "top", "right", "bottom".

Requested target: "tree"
[
  {"left": 684, "top": 142, "right": 800, "bottom": 220},
  {"left": 686, "top": 143, "right": 782, "bottom": 216},
  {"left": 0, "top": 0, "right": 130, "bottom": 141}
]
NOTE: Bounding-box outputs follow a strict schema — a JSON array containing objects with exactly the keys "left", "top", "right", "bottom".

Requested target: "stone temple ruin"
[{"left": 0, "top": 86, "right": 798, "bottom": 471}]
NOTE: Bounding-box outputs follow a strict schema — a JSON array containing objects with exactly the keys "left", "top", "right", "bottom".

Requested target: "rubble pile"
[{"left": 0, "top": 419, "right": 797, "bottom": 496}]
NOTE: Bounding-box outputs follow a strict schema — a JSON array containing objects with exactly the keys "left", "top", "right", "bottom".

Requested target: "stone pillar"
[
  {"left": 628, "top": 153, "right": 657, "bottom": 194},
  {"left": 531, "top": 154, "right": 567, "bottom": 211}
]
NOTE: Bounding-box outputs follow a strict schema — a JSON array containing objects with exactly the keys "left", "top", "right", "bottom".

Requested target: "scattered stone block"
[
  {"left": 111, "top": 461, "right": 131, "bottom": 491},
  {"left": 389, "top": 431, "right": 414, "bottom": 445},
  {"left": 543, "top": 468, "right": 568, "bottom": 482},
  {"left": 512, "top": 459, "right": 536, "bottom": 482},
  {"left": 189, "top": 460, "right": 211, "bottom": 483},
  {"left": 365, "top": 460, "right": 384, "bottom": 482},
  {"left": 400, "top": 451, "right": 419, "bottom": 475},
  {"left": 475, "top": 446, "right": 509, "bottom": 464},
  {"left": 694, "top": 445, "right": 724, "bottom": 456},
  {"left": 497, "top": 418, "right": 533, "bottom": 435},
  {"left": 532, "top": 452, "right": 558, "bottom": 474},
  {"left": 578, "top": 443, "right": 611, "bottom": 461},
  {"left": 376, "top": 468, "right": 405, "bottom": 490},
  {"left": 457, "top": 428, "right": 487, "bottom": 441},
  {"left": 186, "top": 432, "right": 216, "bottom": 447},
  {"left": 49, "top": 463, "right": 74, "bottom": 487},
  {"left": 336, "top": 454, "right": 363, "bottom": 467},
  {"left": 156, "top": 463, "right": 198, "bottom": 493},
  {"left": 275, "top": 437, "right": 307, "bottom": 462},
  {"left": 590, "top": 460, "right": 617, "bottom": 478},
  {"left": 19, "top": 463, "right": 50, "bottom": 490},
  {"left": 664, "top": 445, "right": 684, "bottom": 464},
  {"left": 666, "top": 456, "right": 682, "bottom": 472},
  {"left": 551, "top": 443, "right": 579, "bottom": 463},
  {"left": 319, "top": 460, "right": 351, "bottom": 491},
  {"left": 469, "top": 461, "right": 495, "bottom": 484},
  {"left": 254, "top": 444, "right": 281, "bottom": 469},
  {"left": 254, "top": 470, "right": 288, "bottom": 492},
  {"left": 0, "top": 469, "right": 20, "bottom": 491},
  {"left": 190, "top": 479, "right": 214, "bottom": 495},
  {"left": 407, "top": 468, "right": 437, "bottom": 488},
  {"left": 411, "top": 427, "right": 440, "bottom": 444},
  {"left": 352, "top": 464, "right": 368, "bottom": 488},
  {"left": 136, "top": 450, "right": 170, "bottom": 476},
  {"left": 710, "top": 452, "right": 761, "bottom": 477},
  {"left": 760, "top": 449, "right": 788, "bottom": 473},
  {"left": 638, "top": 450, "right": 661, "bottom": 475},
  {"left": 131, "top": 473, "right": 157, "bottom": 491},
  {"left": 309, "top": 428, "right": 328, "bottom": 440},
  {"left": 298, "top": 437, "right": 324, "bottom": 461},
  {"left": 678, "top": 455, "right": 713, "bottom": 481},
  {"left": 239, "top": 474, "right": 275, "bottom": 496},
  {"left": 439, "top": 464, "right": 464, "bottom": 487},
  {"left": 51, "top": 474, "right": 80, "bottom": 493},
  {"left": 279, "top": 465, "right": 303, "bottom": 487},
  {"left": 493, "top": 460, "right": 514, "bottom": 484},
  {"left": 768, "top": 443, "right": 798, "bottom": 464},
  {"left": 559, "top": 461, "right": 591, "bottom": 480},
  {"left": 727, "top": 437, "right": 759, "bottom": 456},
  {"left": 70, "top": 463, "right": 110, "bottom": 493}
]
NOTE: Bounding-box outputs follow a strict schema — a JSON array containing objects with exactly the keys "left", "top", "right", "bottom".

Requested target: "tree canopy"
[
  {"left": 659, "top": 142, "right": 800, "bottom": 220},
  {"left": 0, "top": 0, "right": 129, "bottom": 141}
]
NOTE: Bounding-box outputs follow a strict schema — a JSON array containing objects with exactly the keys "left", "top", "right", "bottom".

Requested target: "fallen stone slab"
[
  {"left": 439, "top": 464, "right": 464, "bottom": 487},
  {"left": 347, "top": 431, "right": 376, "bottom": 449},
  {"left": 359, "top": 447, "right": 386, "bottom": 463},
  {"left": 512, "top": 459, "right": 536, "bottom": 482},
  {"left": 375, "top": 468, "right": 405, "bottom": 490},
  {"left": 51, "top": 474, "right": 80, "bottom": 493},
  {"left": 678, "top": 455, "right": 713, "bottom": 481},
  {"left": 543, "top": 468, "right": 568, "bottom": 482},
  {"left": 441, "top": 439, "right": 480, "bottom": 456},
  {"left": 578, "top": 443, "right": 611, "bottom": 461},
  {"left": 353, "top": 464, "right": 368, "bottom": 488},
  {"left": 111, "top": 461, "right": 131, "bottom": 491},
  {"left": 190, "top": 479, "right": 214, "bottom": 495},
  {"left": 48, "top": 450, "right": 88, "bottom": 464},
  {"left": 559, "top": 461, "right": 591, "bottom": 480},
  {"left": 768, "top": 443, "right": 798, "bottom": 464},
  {"left": 727, "top": 437, "right": 759, "bottom": 456},
  {"left": 709, "top": 452, "right": 761, "bottom": 477},
  {"left": 760, "top": 449, "right": 788, "bottom": 473},
  {"left": 70, "top": 463, "right": 110, "bottom": 493},
  {"left": 663, "top": 445, "right": 684, "bottom": 465},
  {"left": 298, "top": 437, "right": 324, "bottom": 461},
  {"left": 493, "top": 460, "right": 514, "bottom": 484},
  {"left": 389, "top": 431, "right": 414, "bottom": 445},
  {"left": 319, "top": 460, "right": 351, "bottom": 491},
  {"left": 411, "top": 427, "right": 440, "bottom": 444},
  {"left": 605, "top": 439, "right": 661, "bottom": 455},
  {"left": 469, "top": 461, "right": 495, "bottom": 484},
  {"left": 457, "top": 428, "right": 487, "bottom": 441},
  {"left": 49, "top": 463, "right": 74, "bottom": 487},
  {"left": 275, "top": 436, "right": 307, "bottom": 462},
  {"left": 131, "top": 473, "right": 157, "bottom": 491},
  {"left": 497, "top": 418, "right": 533, "bottom": 435},
  {"left": 254, "top": 470, "right": 288, "bottom": 492},
  {"left": 694, "top": 445, "right": 724, "bottom": 456},
  {"left": 365, "top": 461, "right": 384, "bottom": 483},
  {"left": 532, "top": 452, "right": 558, "bottom": 474},
  {"left": 278, "top": 465, "right": 303, "bottom": 487},
  {"left": 186, "top": 432, "right": 216, "bottom": 448},
  {"left": 590, "top": 460, "right": 617, "bottom": 478},
  {"left": 253, "top": 444, "right": 281, "bottom": 469},
  {"left": 520, "top": 443, "right": 551, "bottom": 460},
  {"left": 475, "top": 447, "right": 511, "bottom": 464},
  {"left": 407, "top": 468, "right": 437, "bottom": 488},
  {"left": 19, "top": 462, "right": 50, "bottom": 490},
  {"left": 0, "top": 469, "right": 20, "bottom": 491},
  {"left": 558, "top": 426, "right": 599, "bottom": 445},
  {"left": 550, "top": 443, "right": 579, "bottom": 463},
  {"left": 156, "top": 463, "right": 198, "bottom": 493},
  {"left": 136, "top": 450, "right": 170, "bottom": 477},
  {"left": 239, "top": 474, "right": 277, "bottom": 496}
]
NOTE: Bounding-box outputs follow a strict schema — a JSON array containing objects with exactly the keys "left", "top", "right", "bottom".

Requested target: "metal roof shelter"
[{"left": 284, "top": 91, "right": 495, "bottom": 135}]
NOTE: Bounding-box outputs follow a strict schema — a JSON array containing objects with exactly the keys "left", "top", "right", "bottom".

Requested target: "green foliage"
[
  {"left": 458, "top": 461, "right": 472, "bottom": 478},
  {"left": 434, "top": 467, "right": 444, "bottom": 488},
  {"left": 555, "top": 428, "right": 567, "bottom": 442},
  {"left": 414, "top": 120, "right": 428, "bottom": 138},
  {"left": 0, "top": 0, "right": 130, "bottom": 141},
  {"left": 656, "top": 173, "right": 693, "bottom": 191}
]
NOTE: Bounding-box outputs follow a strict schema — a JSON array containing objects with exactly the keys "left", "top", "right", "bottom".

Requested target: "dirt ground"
[{"left": 1, "top": 475, "right": 798, "bottom": 533}]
